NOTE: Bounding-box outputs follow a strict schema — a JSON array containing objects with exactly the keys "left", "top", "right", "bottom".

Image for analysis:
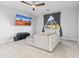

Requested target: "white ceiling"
[{"left": 0, "top": 1, "right": 79, "bottom": 16}]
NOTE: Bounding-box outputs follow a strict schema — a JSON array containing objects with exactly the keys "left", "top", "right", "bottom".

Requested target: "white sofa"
[{"left": 26, "top": 32, "right": 60, "bottom": 52}]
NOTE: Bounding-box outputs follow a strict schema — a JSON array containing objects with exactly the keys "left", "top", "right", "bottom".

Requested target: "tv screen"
[{"left": 15, "top": 14, "right": 32, "bottom": 26}]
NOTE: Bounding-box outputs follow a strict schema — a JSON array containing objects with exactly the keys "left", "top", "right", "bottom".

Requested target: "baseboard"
[
  {"left": 60, "top": 36, "right": 78, "bottom": 41},
  {"left": 0, "top": 39, "right": 13, "bottom": 44}
]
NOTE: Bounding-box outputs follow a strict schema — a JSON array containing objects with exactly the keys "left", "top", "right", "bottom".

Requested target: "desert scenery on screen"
[{"left": 15, "top": 14, "right": 32, "bottom": 26}]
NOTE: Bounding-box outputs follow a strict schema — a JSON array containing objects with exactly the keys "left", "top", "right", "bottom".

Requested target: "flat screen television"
[{"left": 15, "top": 14, "right": 32, "bottom": 26}]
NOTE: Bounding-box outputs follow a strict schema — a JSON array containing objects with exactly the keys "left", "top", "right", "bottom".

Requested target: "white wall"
[
  {"left": 36, "top": 14, "right": 44, "bottom": 34},
  {"left": 61, "top": 9, "right": 78, "bottom": 41},
  {"left": 0, "top": 5, "right": 78, "bottom": 43},
  {"left": 78, "top": 8, "right": 79, "bottom": 44},
  {"left": 36, "top": 9, "right": 78, "bottom": 41},
  {"left": 0, "top": 5, "right": 36, "bottom": 43}
]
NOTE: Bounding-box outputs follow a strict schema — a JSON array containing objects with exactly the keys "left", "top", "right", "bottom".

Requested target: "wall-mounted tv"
[{"left": 15, "top": 14, "right": 32, "bottom": 26}]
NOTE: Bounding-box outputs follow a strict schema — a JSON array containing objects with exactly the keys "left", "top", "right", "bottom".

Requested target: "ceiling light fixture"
[{"left": 21, "top": 1, "right": 45, "bottom": 11}]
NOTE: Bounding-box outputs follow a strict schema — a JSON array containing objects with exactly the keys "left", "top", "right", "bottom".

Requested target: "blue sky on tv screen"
[{"left": 16, "top": 14, "right": 32, "bottom": 22}]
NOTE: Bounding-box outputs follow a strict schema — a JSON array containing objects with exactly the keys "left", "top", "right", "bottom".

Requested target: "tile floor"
[{"left": 0, "top": 39, "right": 79, "bottom": 58}]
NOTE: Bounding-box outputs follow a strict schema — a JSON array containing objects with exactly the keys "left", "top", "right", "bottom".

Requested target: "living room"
[{"left": 0, "top": 0, "right": 79, "bottom": 58}]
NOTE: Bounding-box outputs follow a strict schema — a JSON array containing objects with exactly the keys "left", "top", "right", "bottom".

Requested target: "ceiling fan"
[{"left": 21, "top": 1, "right": 45, "bottom": 11}]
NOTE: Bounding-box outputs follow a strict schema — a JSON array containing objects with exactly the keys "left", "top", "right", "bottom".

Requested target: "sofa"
[{"left": 14, "top": 32, "right": 30, "bottom": 41}]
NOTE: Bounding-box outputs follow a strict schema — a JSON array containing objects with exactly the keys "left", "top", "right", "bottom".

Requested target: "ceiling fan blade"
[
  {"left": 35, "top": 3, "right": 45, "bottom": 6},
  {"left": 21, "top": 1, "right": 32, "bottom": 6}
]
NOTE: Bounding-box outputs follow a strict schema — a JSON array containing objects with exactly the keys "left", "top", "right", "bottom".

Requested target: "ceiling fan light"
[{"left": 32, "top": 5, "right": 36, "bottom": 8}]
